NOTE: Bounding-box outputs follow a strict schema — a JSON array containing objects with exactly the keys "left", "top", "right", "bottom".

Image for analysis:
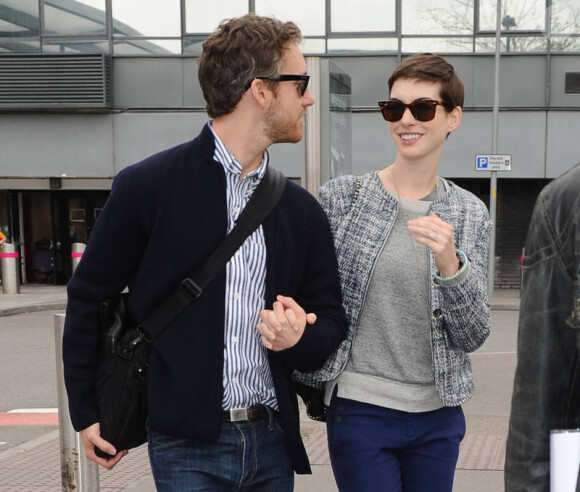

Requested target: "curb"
[
  {"left": 0, "top": 303, "right": 67, "bottom": 317},
  {"left": 0, "top": 429, "right": 60, "bottom": 462}
]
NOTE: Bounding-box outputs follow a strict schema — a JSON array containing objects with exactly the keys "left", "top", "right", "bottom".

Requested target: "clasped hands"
[{"left": 256, "top": 295, "right": 316, "bottom": 351}]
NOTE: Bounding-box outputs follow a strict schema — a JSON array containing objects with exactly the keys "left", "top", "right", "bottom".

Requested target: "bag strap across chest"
[{"left": 139, "top": 165, "right": 286, "bottom": 340}]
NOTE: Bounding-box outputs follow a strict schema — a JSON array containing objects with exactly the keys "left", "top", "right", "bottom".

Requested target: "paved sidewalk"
[{"left": 0, "top": 284, "right": 520, "bottom": 491}]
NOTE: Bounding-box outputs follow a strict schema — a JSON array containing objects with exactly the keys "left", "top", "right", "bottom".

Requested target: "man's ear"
[
  {"left": 447, "top": 105, "right": 462, "bottom": 133},
  {"left": 247, "top": 78, "right": 271, "bottom": 110}
]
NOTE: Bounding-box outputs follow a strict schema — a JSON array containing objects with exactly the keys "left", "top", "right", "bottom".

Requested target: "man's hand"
[
  {"left": 80, "top": 422, "right": 128, "bottom": 469},
  {"left": 256, "top": 295, "right": 317, "bottom": 351}
]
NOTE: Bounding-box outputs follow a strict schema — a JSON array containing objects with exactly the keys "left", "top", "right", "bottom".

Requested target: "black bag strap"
[{"left": 139, "top": 165, "right": 286, "bottom": 339}]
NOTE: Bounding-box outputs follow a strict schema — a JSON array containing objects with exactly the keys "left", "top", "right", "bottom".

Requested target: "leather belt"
[{"left": 222, "top": 405, "right": 269, "bottom": 422}]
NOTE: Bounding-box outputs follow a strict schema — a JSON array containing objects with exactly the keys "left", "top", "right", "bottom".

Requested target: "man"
[
  {"left": 505, "top": 162, "right": 580, "bottom": 491},
  {"left": 63, "top": 14, "right": 347, "bottom": 491}
]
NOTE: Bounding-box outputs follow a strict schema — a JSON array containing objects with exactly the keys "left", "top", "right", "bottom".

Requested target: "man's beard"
[{"left": 264, "top": 98, "right": 303, "bottom": 144}]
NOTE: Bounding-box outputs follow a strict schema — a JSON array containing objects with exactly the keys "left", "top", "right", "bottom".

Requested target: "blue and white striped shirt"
[{"left": 210, "top": 125, "right": 278, "bottom": 411}]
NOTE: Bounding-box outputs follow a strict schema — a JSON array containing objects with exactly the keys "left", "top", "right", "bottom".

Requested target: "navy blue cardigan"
[{"left": 62, "top": 124, "right": 347, "bottom": 474}]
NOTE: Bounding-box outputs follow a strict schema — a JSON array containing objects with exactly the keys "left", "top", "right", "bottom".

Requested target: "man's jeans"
[{"left": 147, "top": 409, "right": 294, "bottom": 491}]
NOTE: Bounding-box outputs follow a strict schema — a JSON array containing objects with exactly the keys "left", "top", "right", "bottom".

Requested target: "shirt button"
[
  {"left": 433, "top": 309, "right": 443, "bottom": 319},
  {"left": 233, "top": 377, "right": 238, "bottom": 384},
  {"left": 232, "top": 337, "right": 238, "bottom": 343},
  {"left": 234, "top": 292, "right": 241, "bottom": 301}
]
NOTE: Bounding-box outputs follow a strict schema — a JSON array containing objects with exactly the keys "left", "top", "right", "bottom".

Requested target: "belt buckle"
[{"left": 229, "top": 407, "right": 249, "bottom": 422}]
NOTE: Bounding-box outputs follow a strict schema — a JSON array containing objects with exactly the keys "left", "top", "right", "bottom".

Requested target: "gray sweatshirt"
[{"left": 328, "top": 188, "right": 442, "bottom": 412}]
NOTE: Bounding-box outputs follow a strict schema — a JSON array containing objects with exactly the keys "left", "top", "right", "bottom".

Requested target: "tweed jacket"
[{"left": 296, "top": 172, "right": 492, "bottom": 407}]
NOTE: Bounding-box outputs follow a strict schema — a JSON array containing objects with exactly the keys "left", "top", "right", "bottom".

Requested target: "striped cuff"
[{"left": 434, "top": 249, "right": 470, "bottom": 286}]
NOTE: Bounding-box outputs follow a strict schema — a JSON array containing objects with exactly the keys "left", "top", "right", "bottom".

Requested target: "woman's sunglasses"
[
  {"left": 245, "top": 74, "right": 310, "bottom": 97},
  {"left": 378, "top": 99, "right": 452, "bottom": 122}
]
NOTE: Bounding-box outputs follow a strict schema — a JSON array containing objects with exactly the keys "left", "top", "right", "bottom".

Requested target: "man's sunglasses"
[
  {"left": 378, "top": 99, "right": 452, "bottom": 122},
  {"left": 244, "top": 74, "right": 310, "bottom": 96}
]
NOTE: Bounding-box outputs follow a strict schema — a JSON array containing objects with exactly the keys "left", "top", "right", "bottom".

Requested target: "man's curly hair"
[{"left": 198, "top": 14, "right": 302, "bottom": 118}]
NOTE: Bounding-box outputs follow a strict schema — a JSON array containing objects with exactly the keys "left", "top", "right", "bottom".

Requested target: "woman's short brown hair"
[
  {"left": 198, "top": 14, "right": 302, "bottom": 118},
  {"left": 388, "top": 53, "right": 464, "bottom": 109}
]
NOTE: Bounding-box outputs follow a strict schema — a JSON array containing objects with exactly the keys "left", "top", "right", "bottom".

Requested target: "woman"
[{"left": 296, "top": 53, "right": 492, "bottom": 492}]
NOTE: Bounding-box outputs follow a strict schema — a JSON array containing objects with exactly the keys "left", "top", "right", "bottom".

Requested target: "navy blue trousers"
[{"left": 327, "top": 392, "right": 465, "bottom": 492}]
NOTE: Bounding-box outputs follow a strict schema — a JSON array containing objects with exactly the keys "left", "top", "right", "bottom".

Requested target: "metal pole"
[
  {"left": 54, "top": 313, "right": 99, "bottom": 491},
  {"left": 305, "top": 56, "right": 322, "bottom": 197},
  {"left": 1, "top": 242, "right": 20, "bottom": 294},
  {"left": 488, "top": 0, "right": 502, "bottom": 296}
]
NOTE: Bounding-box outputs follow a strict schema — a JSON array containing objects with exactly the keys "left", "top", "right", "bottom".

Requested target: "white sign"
[{"left": 475, "top": 154, "right": 512, "bottom": 171}]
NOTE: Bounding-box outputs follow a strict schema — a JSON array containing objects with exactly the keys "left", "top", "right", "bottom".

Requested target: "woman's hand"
[{"left": 406, "top": 213, "right": 460, "bottom": 278}]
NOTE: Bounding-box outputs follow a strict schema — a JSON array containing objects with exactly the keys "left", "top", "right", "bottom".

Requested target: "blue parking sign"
[
  {"left": 475, "top": 154, "right": 512, "bottom": 171},
  {"left": 476, "top": 156, "right": 488, "bottom": 169}
]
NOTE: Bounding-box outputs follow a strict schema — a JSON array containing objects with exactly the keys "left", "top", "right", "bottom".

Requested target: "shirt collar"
[{"left": 209, "top": 122, "right": 268, "bottom": 181}]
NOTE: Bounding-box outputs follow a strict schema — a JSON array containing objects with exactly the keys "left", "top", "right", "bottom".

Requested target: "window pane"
[
  {"left": 43, "top": 39, "right": 109, "bottom": 53},
  {"left": 504, "top": 36, "right": 547, "bottom": 52},
  {"left": 183, "top": 36, "right": 206, "bottom": 55},
  {"left": 479, "top": 0, "right": 545, "bottom": 32},
  {"left": 256, "top": 0, "right": 325, "bottom": 36},
  {"left": 327, "top": 37, "right": 398, "bottom": 53},
  {"left": 112, "top": 0, "right": 180, "bottom": 37},
  {"left": 301, "top": 38, "right": 326, "bottom": 54},
  {"left": 185, "top": 0, "right": 247, "bottom": 33},
  {"left": 402, "top": 0, "right": 474, "bottom": 35},
  {"left": 401, "top": 37, "right": 474, "bottom": 53},
  {"left": 44, "top": 1, "right": 106, "bottom": 36},
  {"left": 0, "top": 0, "right": 39, "bottom": 36},
  {"left": 551, "top": 0, "right": 580, "bottom": 34},
  {"left": 114, "top": 39, "right": 181, "bottom": 55},
  {"left": 331, "top": 0, "right": 395, "bottom": 33},
  {"left": 0, "top": 38, "right": 40, "bottom": 53},
  {"left": 184, "top": 36, "right": 327, "bottom": 56},
  {"left": 550, "top": 35, "right": 580, "bottom": 52},
  {"left": 0, "top": 18, "right": 33, "bottom": 36},
  {"left": 473, "top": 36, "right": 496, "bottom": 52},
  {"left": 474, "top": 35, "right": 547, "bottom": 52}
]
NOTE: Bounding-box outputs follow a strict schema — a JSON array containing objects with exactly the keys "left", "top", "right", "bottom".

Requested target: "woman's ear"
[{"left": 447, "top": 105, "right": 462, "bottom": 133}]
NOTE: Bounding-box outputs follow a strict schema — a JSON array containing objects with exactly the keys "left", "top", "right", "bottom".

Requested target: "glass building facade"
[{"left": 1, "top": 0, "right": 579, "bottom": 55}]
